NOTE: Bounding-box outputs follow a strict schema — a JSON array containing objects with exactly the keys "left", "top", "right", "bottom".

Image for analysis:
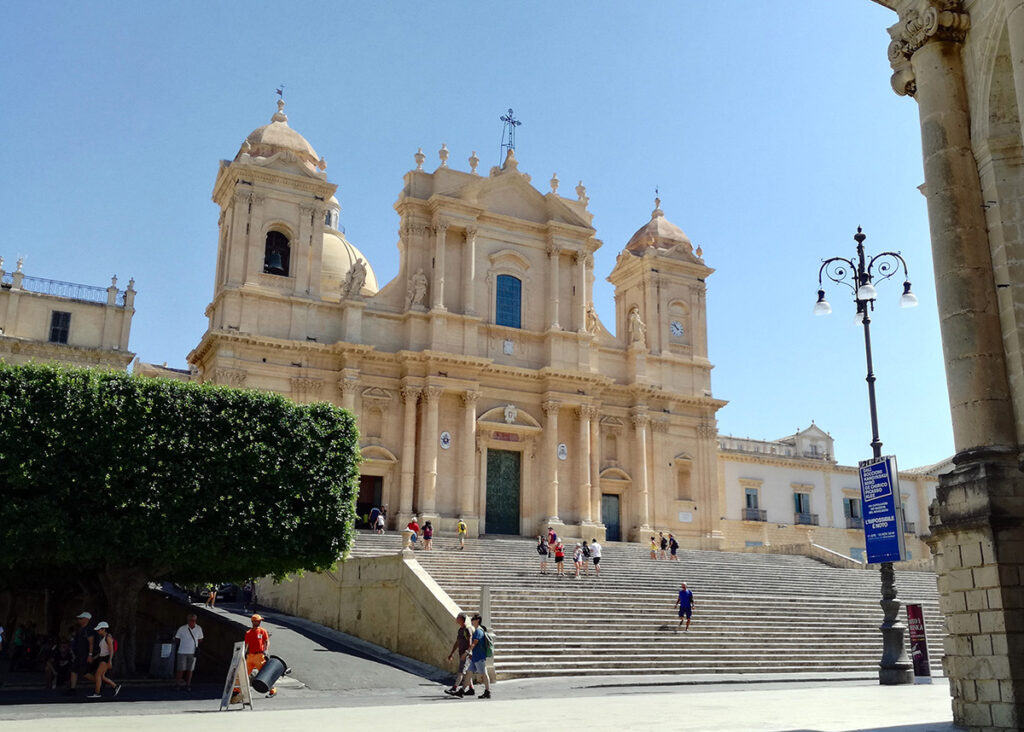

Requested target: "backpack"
[
  {"left": 537, "top": 543, "right": 547, "bottom": 556},
  {"left": 582, "top": 544, "right": 591, "bottom": 558},
  {"left": 482, "top": 627, "right": 496, "bottom": 658}
]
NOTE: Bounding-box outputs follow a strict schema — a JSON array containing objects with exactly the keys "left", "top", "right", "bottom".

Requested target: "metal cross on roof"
[{"left": 499, "top": 108, "right": 522, "bottom": 163}]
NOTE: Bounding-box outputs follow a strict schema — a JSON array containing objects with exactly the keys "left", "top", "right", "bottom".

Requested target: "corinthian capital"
[
  {"left": 630, "top": 408, "right": 649, "bottom": 430},
  {"left": 423, "top": 385, "right": 443, "bottom": 402},
  {"left": 887, "top": 1, "right": 970, "bottom": 97},
  {"left": 401, "top": 384, "right": 422, "bottom": 403},
  {"left": 542, "top": 399, "right": 561, "bottom": 416}
]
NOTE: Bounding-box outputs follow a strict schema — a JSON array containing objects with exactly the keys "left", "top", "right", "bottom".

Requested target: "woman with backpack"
[
  {"left": 422, "top": 521, "right": 433, "bottom": 550},
  {"left": 468, "top": 614, "right": 492, "bottom": 699},
  {"left": 536, "top": 536, "right": 549, "bottom": 574},
  {"left": 87, "top": 622, "right": 122, "bottom": 699},
  {"left": 581, "top": 540, "right": 592, "bottom": 575}
]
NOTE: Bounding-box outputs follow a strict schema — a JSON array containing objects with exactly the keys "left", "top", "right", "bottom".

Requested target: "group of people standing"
[
  {"left": 536, "top": 528, "right": 602, "bottom": 579},
  {"left": 650, "top": 531, "right": 680, "bottom": 561}
]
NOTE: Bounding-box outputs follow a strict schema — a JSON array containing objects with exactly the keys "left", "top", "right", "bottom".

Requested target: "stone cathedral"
[{"left": 188, "top": 100, "right": 725, "bottom": 545}]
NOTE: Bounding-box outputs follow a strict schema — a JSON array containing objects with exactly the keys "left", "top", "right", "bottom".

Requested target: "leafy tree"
[{"left": 0, "top": 363, "right": 360, "bottom": 674}]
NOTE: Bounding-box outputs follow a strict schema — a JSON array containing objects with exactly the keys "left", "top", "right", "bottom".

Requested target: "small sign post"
[
  {"left": 220, "top": 641, "right": 253, "bottom": 711},
  {"left": 906, "top": 603, "right": 932, "bottom": 683},
  {"left": 858, "top": 455, "right": 906, "bottom": 564}
]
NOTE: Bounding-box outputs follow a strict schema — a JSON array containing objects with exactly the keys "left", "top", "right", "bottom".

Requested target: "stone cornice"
[
  {"left": 718, "top": 450, "right": 941, "bottom": 480},
  {"left": 0, "top": 339, "right": 134, "bottom": 367}
]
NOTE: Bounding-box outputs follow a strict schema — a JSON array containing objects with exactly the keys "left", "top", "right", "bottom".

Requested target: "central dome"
[
  {"left": 238, "top": 100, "right": 321, "bottom": 171},
  {"left": 626, "top": 198, "right": 692, "bottom": 253}
]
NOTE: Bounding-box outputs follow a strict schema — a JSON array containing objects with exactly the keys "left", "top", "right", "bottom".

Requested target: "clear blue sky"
[{"left": 0, "top": 1, "right": 952, "bottom": 469}]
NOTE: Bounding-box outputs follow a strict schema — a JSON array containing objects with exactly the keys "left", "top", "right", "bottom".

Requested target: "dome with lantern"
[
  {"left": 321, "top": 196, "right": 378, "bottom": 295},
  {"left": 235, "top": 100, "right": 325, "bottom": 175},
  {"left": 625, "top": 198, "right": 700, "bottom": 260}
]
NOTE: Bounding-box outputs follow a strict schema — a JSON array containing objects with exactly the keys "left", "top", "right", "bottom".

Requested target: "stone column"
[
  {"left": 888, "top": 5, "right": 1024, "bottom": 726},
  {"left": 631, "top": 409, "right": 651, "bottom": 532},
  {"left": 419, "top": 385, "right": 443, "bottom": 518},
  {"left": 338, "top": 369, "right": 359, "bottom": 412},
  {"left": 590, "top": 414, "right": 602, "bottom": 525},
  {"left": 542, "top": 399, "right": 560, "bottom": 521},
  {"left": 575, "top": 251, "right": 591, "bottom": 332},
  {"left": 577, "top": 405, "right": 597, "bottom": 523},
  {"left": 1007, "top": 1, "right": 1024, "bottom": 147},
  {"left": 432, "top": 221, "right": 448, "bottom": 311},
  {"left": 463, "top": 226, "right": 478, "bottom": 316},
  {"left": 651, "top": 419, "right": 669, "bottom": 529},
  {"left": 547, "top": 241, "right": 560, "bottom": 330},
  {"left": 459, "top": 390, "right": 480, "bottom": 517},
  {"left": 398, "top": 384, "right": 421, "bottom": 527}
]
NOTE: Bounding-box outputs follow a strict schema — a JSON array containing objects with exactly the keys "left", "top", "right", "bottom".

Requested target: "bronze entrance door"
[
  {"left": 601, "top": 493, "right": 621, "bottom": 541},
  {"left": 486, "top": 449, "right": 521, "bottom": 535}
]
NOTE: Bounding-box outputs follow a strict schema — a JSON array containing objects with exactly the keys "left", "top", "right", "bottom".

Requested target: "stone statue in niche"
[
  {"left": 628, "top": 306, "right": 647, "bottom": 346},
  {"left": 406, "top": 268, "right": 428, "bottom": 309},
  {"left": 343, "top": 258, "right": 367, "bottom": 297},
  {"left": 585, "top": 303, "right": 599, "bottom": 334},
  {"left": 504, "top": 404, "right": 517, "bottom": 424}
]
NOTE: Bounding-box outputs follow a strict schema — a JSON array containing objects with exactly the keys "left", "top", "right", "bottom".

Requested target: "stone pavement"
[{"left": 0, "top": 680, "right": 955, "bottom": 731}]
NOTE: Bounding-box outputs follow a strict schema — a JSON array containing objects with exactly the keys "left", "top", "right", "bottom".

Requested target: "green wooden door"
[
  {"left": 486, "top": 449, "right": 521, "bottom": 535},
  {"left": 601, "top": 493, "right": 621, "bottom": 541}
]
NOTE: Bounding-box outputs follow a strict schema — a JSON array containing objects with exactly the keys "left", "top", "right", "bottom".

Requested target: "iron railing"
[
  {"left": 742, "top": 507, "right": 767, "bottom": 522},
  {"left": 846, "top": 516, "right": 864, "bottom": 530},
  {"left": 3, "top": 275, "right": 125, "bottom": 305},
  {"left": 795, "top": 512, "right": 819, "bottom": 526}
]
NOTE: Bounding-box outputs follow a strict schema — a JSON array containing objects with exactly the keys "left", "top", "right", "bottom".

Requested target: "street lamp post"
[{"left": 814, "top": 226, "right": 918, "bottom": 686}]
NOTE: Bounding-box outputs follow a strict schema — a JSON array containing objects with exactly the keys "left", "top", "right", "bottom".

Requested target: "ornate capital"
[
  {"left": 630, "top": 411, "right": 650, "bottom": 430},
  {"left": 401, "top": 384, "right": 422, "bottom": 404},
  {"left": 338, "top": 376, "right": 360, "bottom": 396},
  {"left": 887, "top": 1, "right": 970, "bottom": 97},
  {"left": 462, "top": 390, "right": 481, "bottom": 407},
  {"left": 542, "top": 399, "right": 561, "bottom": 416},
  {"left": 465, "top": 225, "right": 478, "bottom": 242},
  {"left": 697, "top": 420, "right": 717, "bottom": 439},
  {"left": 214, "top": 367, "right": 247, "bottom": 387},
  {"left": 546, "top": 241, "right": 561, "bottom": 258},
  {"left": 577, "top": 404, "right": 599, "bottom": 421},
  {"left": 574, "top": 250, "right": 593, "bottom": 268},
  {"left": 291, "top": 376, "right": 323, "bottom": 398},
  {"left": 423, "top": 385, "right": 443, "bottom": 403},
  {"left": 433, "top": 219, "right": 450, "bottom": 235}
]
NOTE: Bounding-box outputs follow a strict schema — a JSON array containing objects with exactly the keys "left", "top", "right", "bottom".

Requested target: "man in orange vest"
[{"left": 244, "top": 614, "right": 276, "bottom": 697}]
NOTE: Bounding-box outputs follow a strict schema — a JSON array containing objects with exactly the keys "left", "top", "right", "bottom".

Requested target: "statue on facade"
[
  {"left": 585, "top": 303, "right": 599, "bottom": 334},
  {"left": 343, "top": 258, "right": 367, "bottom": 297},
  {"left": 628, "top": 306, "right": 647, "bottom": 346},
  {"left": 406, "top": 268, "right": 428, "bottom": 309},
  {"left": 504, "top": 404, "right": 517, "bottom": 424}
]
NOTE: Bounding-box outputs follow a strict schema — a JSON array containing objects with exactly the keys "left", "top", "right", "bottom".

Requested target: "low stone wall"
[
  {"left": 742, "top": 542, "right": 865, "bottom": 569},
  {"left": 256, "top": 550, "right": 460, "bottom": 673}
]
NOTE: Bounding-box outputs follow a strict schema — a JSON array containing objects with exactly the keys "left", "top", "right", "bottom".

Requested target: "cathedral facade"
[{"left": 187, "top": 101, "right": 725, "bottom": 545}]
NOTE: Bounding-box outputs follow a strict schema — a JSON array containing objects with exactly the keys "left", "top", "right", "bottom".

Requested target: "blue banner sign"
[{"left": 858, "top": 455, "right": 906, "bottom": 564}]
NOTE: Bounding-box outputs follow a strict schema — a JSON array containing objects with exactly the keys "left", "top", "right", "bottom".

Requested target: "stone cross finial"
[{"left": 414, "top": 148, "right": 426, "bottom": 171}]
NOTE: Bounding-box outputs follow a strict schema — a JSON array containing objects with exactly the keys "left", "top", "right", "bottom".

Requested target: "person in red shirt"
[
  {"left": 553, "top": 541, "right": 566, "bottom": 577},
  {"left": 244, "top": 614, "right": 276, "bottom": 697},
  {"left": 407, "top": 517, "right": 420, "bottom": 547}
]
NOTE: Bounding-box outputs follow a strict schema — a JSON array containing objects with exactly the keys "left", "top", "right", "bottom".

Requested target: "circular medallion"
[{"left": 440, "top": 431, "right": 452, "bottom": 449}]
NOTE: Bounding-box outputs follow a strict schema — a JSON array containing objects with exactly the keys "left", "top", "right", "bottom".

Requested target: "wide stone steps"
[{"left": 348, "top": 532, "right": 945, "bottom": 679}]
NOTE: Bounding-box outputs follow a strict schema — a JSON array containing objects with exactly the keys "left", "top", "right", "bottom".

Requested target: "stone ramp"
[{"left": 348, "top": 532, "right": 945, "bottom": 679}]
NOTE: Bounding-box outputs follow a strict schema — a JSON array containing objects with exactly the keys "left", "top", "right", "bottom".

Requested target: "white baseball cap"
[
  {"left": 94, "top": 621, "right": 110, "bottom": 630},
  {"left": 76, "top": 612, "right": 92, "bottom": 620}
]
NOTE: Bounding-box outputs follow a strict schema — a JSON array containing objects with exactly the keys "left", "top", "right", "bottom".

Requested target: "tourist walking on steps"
[
  {"left": 369, "top": 506, "right": 381, "bottom": 532},
  {"left": 581, "top": 540, "right": 591, "bottom": 575},
  {"left": 537, "top": 536, "right": 549, "bottom": 574},
  {"left": 444, "top": 612, "right": 475, "bottom": 697},
  {"left": 407, "top": 516, "right": 420, "bottom": 547},
  {"left": 573, "top": 543, "right": 583, "bottom": 579},
  {"left": 669, "top": 534, "right": 679, "bottom": 561},
  {"left": 650, "top": 536, "right": 657, "bottom": 559},
  {"left": 547, "top": 526, "right": 558, "bottom": 547},
  {"left": 554, "top": 540, "right": 566, "bottom": 576},
  {"left": 87, "top": 622, "right": 121, "bottom": 699},
  {"left": 467, "top": 614, "right": 492, "bottom": 699},
  {"left": 423, "top": 521, "right": 434, "bottom": 550},
  {"left": 374, "top": 510, "right": 386, "bottom": 534},
  {"left": 675, "top": 582, "right": 695, "bottom": 631},
  {"left": 659, "top": 532, "right": 668, "bottom": 560},
  {"left": 457, "top": 519, "right": 468, "bottom": 550},
  {"left": 590, "top": 538, "right": 602, "bottom": 577}
]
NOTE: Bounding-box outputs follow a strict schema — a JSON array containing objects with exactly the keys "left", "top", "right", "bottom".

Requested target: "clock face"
[{"left": 670, "top": 320, "right": 684, "bottom": 337}]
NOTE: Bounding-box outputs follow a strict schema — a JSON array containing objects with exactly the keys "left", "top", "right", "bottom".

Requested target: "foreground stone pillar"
[
  {"left": 542, "top": 399, "right": 560, "bottom": 522},
  {"left": 398, "top": 384, "right": 421, "bottom": 528},
  {"left": 577, "top": 405, "right": 596, "bottom": 524},
  {"left": 888, "top": 4, "right": 1024, "bottom": 727},
  {"left": 590, "top": 413, "right": 602, "bottom": 525}
]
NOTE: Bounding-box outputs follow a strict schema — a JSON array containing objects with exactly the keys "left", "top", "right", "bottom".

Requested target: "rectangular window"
[
  {"left": 495, "top": 274, "right": 522, "bottom": 328},
  {"left": 745, "top": 488, "right": 759, "bottom": 509},
  {"left": 843, "top": 497, "right": 862, "bottom": 519},
  {"left": 794, "top": 492, "right": 811, "bottom": 514},
  {"left": 745, "top": 541, "right": 763, "bottom": 548},
  {"left": 48, "top": 311, "right": 71, "bottom": 344}
]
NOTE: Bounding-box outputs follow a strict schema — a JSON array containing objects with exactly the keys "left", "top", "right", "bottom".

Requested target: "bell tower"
[{"left": 206, "top": 100, "right": 336, "bottom": 340}]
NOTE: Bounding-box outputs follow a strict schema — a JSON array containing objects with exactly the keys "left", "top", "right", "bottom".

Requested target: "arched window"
[
  {"left": 264, "top": 231, "right": 291, "bottom": 276},
  {"left": 495, "top": 274, "right": 522, "bottom": 328}
]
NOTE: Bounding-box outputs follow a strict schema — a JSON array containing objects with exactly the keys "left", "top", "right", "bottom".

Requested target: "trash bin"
[
  {"left": 149, "top": 633, "right": 176, "bottom": 678},
  {"left": 251, "top": 655, "right": 290, "bottom": 693}
]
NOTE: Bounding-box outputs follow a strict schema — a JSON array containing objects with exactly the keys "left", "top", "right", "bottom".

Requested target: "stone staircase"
[{"left": 348, "top": 532, "right": 945, "bottom": 679}]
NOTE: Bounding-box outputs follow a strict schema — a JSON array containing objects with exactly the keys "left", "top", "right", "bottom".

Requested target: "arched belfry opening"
[{"left": 264, "top": 231, "right": 291, "bottom": 276}]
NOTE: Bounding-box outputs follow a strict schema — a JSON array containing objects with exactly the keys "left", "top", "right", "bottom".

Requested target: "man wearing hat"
[
  {"left": 244, "top": 614, "right": 275, "bottom": 697},
  {"left": 68, "top": 612, "right": 95, "bottom": 693}
]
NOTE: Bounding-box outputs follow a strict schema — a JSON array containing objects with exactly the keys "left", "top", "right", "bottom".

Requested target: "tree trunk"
[{"left": 97, "top": 566, "right": 148, "bottom": 678}]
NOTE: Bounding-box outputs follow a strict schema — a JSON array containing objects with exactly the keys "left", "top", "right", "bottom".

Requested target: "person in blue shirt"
[
  {"left": 675, "top": 582, "right": 695, "bottom": 631},
  {"left": 467, "top": 614, "right": 492, "bottom": 699}
]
